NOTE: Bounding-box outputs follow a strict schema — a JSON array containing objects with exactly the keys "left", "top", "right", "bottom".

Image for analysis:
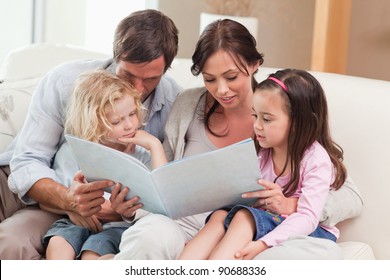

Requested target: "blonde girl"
[{"left": 42, "top": 70, "right": 166, "bottom": 260}]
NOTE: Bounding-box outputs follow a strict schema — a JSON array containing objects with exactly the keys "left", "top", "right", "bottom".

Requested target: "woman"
[{"left": 113, "top": 19, "right": 362, "bottom": 260}]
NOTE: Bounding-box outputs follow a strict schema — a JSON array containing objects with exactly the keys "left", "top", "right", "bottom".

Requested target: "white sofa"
[{"left": 1, "top": 43, "right": 389, "bottom": 260}]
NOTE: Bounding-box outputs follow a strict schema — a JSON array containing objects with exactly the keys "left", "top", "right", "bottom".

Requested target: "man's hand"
[{"left": 66, "top": 170, "right": 113, "bottom": 217}]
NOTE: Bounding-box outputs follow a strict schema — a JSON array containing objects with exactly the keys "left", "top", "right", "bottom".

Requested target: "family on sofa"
[{"left": 0, "top": 9, "right": 363, "bottom": 260}]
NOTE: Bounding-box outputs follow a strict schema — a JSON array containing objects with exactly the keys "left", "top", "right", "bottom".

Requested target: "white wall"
[
  {"left": 84, "top": 0, "right": 147, "bottom": 55},
  {"left": 0, "top": 0, "right": 154, "bottom": 70},
  {"left": 0, "top": 0, "right": 33, "bottom": 68},
  {"left": 158, "top": 0, "right": 315, "bottom": 70},
  {"left": 45, "top": 0, "right": 87, "bottom": 47},
  {"left": 1, "top": 0, "right": 389, "bottom": 81},
  {"left": 347, "top": 0, "right": 390, "bottom": 81}
]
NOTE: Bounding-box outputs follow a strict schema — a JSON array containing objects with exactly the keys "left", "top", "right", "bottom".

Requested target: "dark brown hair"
[
  {"left": 191, "top": 19, "right": 264, "bottom": 136},
  {"left": 113, "top": 9, "right": 179, "bottom": 72},
  {"left": 255, "top": 69, "right": 347, "bottom": 196}
]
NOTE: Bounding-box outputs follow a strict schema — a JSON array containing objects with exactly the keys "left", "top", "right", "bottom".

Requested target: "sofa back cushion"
[
  {"left": 0, "top": 43, "right": 109, "bottom": 153},
  {"left": 0, "top": 77, "right": 40, "bottom": 152}
]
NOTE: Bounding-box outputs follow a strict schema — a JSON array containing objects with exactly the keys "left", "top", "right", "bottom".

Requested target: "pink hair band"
[{"left": 268, "top": 77, "right": 288, "bottom": 92}]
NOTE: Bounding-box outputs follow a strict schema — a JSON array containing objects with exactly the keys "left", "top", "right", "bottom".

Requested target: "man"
[{"left": 0, "top": 9, "right": 181, "bottom": 259}]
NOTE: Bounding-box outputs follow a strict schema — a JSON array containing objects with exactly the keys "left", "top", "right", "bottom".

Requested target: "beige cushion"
[
  {"left": 0, "top": 43, "right": 109, "bottom": 80},
  {"left": 0, "top": 77, "right": 40, "bottom": 153},
  {"left": 338, "top": 241, "right": 375, "bottom": 259}
]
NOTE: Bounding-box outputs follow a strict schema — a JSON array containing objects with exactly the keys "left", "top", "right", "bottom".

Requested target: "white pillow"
[
  {"left": 0, "top": 43, "right": 109, "bottom": 80},
  {"left": 0, "top": 77, "right": 41, "bottom": 153}
]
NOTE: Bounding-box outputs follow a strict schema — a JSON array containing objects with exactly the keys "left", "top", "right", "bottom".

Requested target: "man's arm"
[
  {"left": 8, "top": 60, "right": 112, "bottom": 204},
  {"left": 29, "top": 178, "right": 70, "bottom": 212},
  {"left": 29, "top": 174, "right": 112, "bottom": 218},
  {"left": 8, "top": 63, "right": 81, "bottom": 204}
]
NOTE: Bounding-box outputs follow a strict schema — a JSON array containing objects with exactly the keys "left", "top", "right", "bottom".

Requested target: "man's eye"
[
  {"left": 226, "top": 76, "right": 237, "bottom": 81},
  {"left": 145, "top": 77, "right": 159, "bottom": 81}
]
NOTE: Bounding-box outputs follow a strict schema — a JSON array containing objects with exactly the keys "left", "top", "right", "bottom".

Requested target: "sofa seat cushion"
[{"left": 338, "top": 241, "right": 375, "bottom": 259}]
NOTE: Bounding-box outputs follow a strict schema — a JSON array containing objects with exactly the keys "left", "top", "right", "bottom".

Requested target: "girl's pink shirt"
[{"left": 258, "top": 141, "right": 339, "bottom": 247}]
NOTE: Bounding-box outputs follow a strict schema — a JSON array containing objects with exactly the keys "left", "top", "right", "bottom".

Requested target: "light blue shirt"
[{"left": 3, "top": 58, "right": 182, "bottom": 204}]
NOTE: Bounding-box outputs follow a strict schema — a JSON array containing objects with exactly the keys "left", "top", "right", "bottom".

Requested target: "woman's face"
[{"left": 202, "top": 50, "right": 258, "bottom": 109}]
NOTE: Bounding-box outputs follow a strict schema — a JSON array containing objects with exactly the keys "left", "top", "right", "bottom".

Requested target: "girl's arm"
[
  {"left": 146, "top": 137, "right": 168, "bottom": 170},
  {"left": 119, "top": 130, "right": 168, "bottom": 169},
  {"left": 260, "top": 145, "right": 334, "bottom": 247}
]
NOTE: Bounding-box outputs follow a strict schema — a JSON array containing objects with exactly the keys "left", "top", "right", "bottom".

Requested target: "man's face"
[{"left": 116, "top": 55, "right": 165, "bottom": 101}]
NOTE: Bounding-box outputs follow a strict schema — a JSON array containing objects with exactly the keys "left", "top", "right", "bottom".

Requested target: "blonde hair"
[{"left": 65, "top": 70, "right": 145, "bottom": 143}]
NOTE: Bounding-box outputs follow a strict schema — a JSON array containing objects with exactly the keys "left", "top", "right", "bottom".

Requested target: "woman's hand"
[
  {"left": 235, "top": 240, "right": 268, "bottom": 260},
  {"left": 65, "top": 170, "right": 113, "bottom": 217},
  {"left": 242, "top": 179, "right": 298, "bottom": 215},
  {"left": 109, "top": 182, "right": 143, "bottom": 220}
]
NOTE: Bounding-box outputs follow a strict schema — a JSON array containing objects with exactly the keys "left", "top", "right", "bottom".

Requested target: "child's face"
[
  {"left": 252, "top": 89, "right": 290, "bottom": 150},
  {"left": 201, "top": 49, "right": 258, "bottom": 109},
  {"left": 105, "top": 94, "right": 140, "bottom": 144}
]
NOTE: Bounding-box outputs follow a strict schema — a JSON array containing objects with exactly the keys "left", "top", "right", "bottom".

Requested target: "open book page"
[
  {"left": 66, "top": 135, "right": 262, "bottom": 219},
  {"left": 151, "top": 138, "right": 262, "bottom": 219},
  {"left": 65, "top": 135, "right": 168, "bottom": 215}
]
